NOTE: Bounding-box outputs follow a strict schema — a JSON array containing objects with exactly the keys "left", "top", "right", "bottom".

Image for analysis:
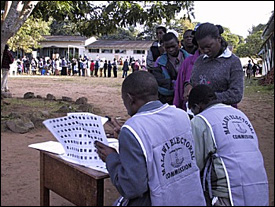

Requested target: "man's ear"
[{"left": 127, "top": 93, "right": 135, "bottom": 105}]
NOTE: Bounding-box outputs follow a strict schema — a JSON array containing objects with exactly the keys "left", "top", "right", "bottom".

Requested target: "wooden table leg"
[{"left": 40, "top": 151, "right": 50, "bottom": 206}]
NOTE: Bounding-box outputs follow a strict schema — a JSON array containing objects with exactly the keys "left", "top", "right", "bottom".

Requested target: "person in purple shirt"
[
  {"left": 173, "top": 29, "right": 200, "bottom": 112},
  {"left": 173, "top": 49, "right": 200, "bottom": 111}
]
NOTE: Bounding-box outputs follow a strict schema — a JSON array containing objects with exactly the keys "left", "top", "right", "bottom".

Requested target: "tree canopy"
[
  {"left": 235, "top": 23, "right": 266, "bottom": 58},
  {"left": 31, "top": 1, "right": 195, "bottom": 37},
  {"left": 1, "top": 1, "right": 195, "bottom": 60}
]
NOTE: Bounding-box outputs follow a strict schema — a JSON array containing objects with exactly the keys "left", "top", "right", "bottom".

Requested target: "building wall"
[
  {"left": 85, "top": 48, "right": 148, "bottom": 62},
  {"left": 37, "top": 41, "right": 86, "bottom": 60}
]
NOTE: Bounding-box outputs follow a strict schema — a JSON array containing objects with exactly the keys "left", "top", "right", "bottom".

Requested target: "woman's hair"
[
  {"left": 188, "top": 84, "right": 217, "bottom": 109},
  {"left": 122, "top": 71, "right": 158, "bottom": 100},
  {"left": 195, "top": 22, "right": 228, "bottom": 48}
]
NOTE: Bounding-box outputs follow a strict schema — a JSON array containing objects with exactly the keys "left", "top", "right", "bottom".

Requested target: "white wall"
[{"left": 85, "top": 49, "right": 148, "bottom": 62}]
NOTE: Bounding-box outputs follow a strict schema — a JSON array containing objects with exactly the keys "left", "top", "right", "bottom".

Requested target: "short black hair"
[
  {"left": 122, "top": 71, "right": 158, "bottom": 100},
  {"left": 156, "top": 26, "right": 167, "bottom": 34},
  {"left": 162, "top": 32, "right": 179, "bottom": 43},
  {"left": 183, "top": 29, "right": 194, "bottom": 37},
  {"left": 188, "top": 84, "right": 217, "bottom": 109}
]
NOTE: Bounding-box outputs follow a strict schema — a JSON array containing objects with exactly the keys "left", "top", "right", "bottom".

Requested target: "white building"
[
  {"left": 258, "top": 12, "right": 274, "bottom": 76},
  {"left": 85, "top": 40, "right": 153, "bottom": 63},
  {"left": 37, "top": 35, "right": 96, "bottom": 60},
  {"left": 37, "top": 36, "right": 154, "bottom": 64}
]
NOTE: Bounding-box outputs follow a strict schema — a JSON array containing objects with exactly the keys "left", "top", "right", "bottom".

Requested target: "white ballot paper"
[
  {"left": 42, "top": 112, "right": 110, "bottom": 173},
  {"left": 28, "top": 140, "right": 65, "bottom": 154}
]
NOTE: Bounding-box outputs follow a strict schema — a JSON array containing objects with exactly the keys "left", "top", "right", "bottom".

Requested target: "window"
[
  {"left": 89, "top": 49, "right": 100, "bottom": 53},
  {"left": 133, "top": 50, "right": 145, "bottom": 54},
  {"left": 101, "top": 49, "right": 113, "bottom": 53},
  {"left": 115, "top": 49, "right": 126, "bottom": 54}
]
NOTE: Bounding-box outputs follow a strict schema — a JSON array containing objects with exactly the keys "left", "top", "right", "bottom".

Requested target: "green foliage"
[
  {"left": 100, "top": 27, "right": 139, "bottom": 40},
  {"left": 235, "top": 23, "right": 266, "bottom": 58},
  {"left": 7, "top": 15, "right": 51, "bottom": 53},
  {"left": 50, "top": 19, "right": 81, "bottom": 36},
  {"left": 221, "top": 27, "right": 240, "bottom": 53},
  {"left": 166, "top": 18, "right": 196, "bottom": 41},
  {"left": 32, "top": 1, "right": 75, "bottom": 21},
  {"left": 32, "top": 1, "right": 194, "bottom": 37}
]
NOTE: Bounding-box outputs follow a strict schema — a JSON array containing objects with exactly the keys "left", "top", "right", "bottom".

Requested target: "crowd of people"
[
  {"left": 1, "top": 22, "right": 269, "bottom": 206},
  {"left": 14, "top": 55, "right": 136, "bottom": 78}
]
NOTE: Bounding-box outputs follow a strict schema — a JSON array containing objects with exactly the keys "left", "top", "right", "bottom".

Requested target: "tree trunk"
[{"left": 1, "top": 1, "right": 39, "bottom": 66}]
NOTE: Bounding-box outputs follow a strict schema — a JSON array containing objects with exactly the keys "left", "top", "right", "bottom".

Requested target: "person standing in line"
[
  {"left": 133, "top": 60, "right": 140, "bottom": 72},
  {"left": 188, "top": 84, "right": 269, "bottom": 206},
  {"left": 94, "top": 60, "right": 99, "bottom": 77},
  {"left": 1, "top": 44, "right": 14, "bottom": 92},
  {"left": 67, "top": 59, "right": 72, "bottom": 76},
  {"left": 99, "top": 59, "right": 104, "bottom": 77},
  {"left": 71, "top": 58, "right": 77, "bottom": 76},
  {"left": 112, "top": 58, "right": 118, "bottom": 78},
  {"left": 246, "top": 60, "right": 252, "bottom": 81},
  {"left": 82, "top": 58, "right": 87, "bottom": 77},
  {"left": 54, "top": 58, "right": 60, "bottom": 75},
  {"left": 103, "top": 59, "right": 108, "bottom": 77},
  {"left": 181, "top": 29, "right": 197, "bottom": 55},
  {"left": 252, "top": 62, "right": 258, "bottom": 77},
  {"left": 38, "top": 57, "right": 44, "bottom": 75},
  {"left": 146, "top": 25, "right": 167, "bottom": 72},
  {"left": 122, "top": 59, "right": 129, "bottom": 78},
  {"left": 77, "top": 55, "right": 82, "bottom": 76},
  {"left": 31, "top": 58, "right": 37, "bottom": 75},
  {"left": 95, "top": 71, "right": 206, "bottom": 206},
  {"left": 189, "top": 22, "right": 244, "bottom": 108},
  {"left": 25, "top": 57, "right": 30, "bottom": 75},
  {"left": 61, "top": 57, "right": 68, "bottom": 76},
  {"left": 151, "top": 32, "right": 190, "bottom": 105},
  {"left": 90, "top": 60, "right": 95, "bottom": 77},
  {"left": 107, "top": 60, "right": 112, "bottom": 77}
]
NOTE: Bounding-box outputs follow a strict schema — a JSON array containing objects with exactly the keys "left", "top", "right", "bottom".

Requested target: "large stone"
[
  {"left": 76, "top": 103, "right": 94, "bottom": 113},
  {"left": 29, "top": 110, "right": 52, "bottom": 128},
  {"left": 23, "top": 92, "right": 35, "bottom": 99},
  {"left": 6, "top": 117, "right": 35, "bottom": 133},
  {"left": 1, "top": 91, "right": 12, "bottom": 98},
  {"left": 46, "top": 94, "right": 56, "bottom": 100},
  {"left": 75, "top": 97, "right": 88, "bottom": 105},
  {"left": 62, "top": 96, "right": 73, "bottom": 102}
]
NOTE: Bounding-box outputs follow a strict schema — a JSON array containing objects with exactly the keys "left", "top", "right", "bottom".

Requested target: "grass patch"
[
  {"left": 1, "top": 98, "right": 79, "bottom": 114},
  {"left": 244, "top": 78, "right": 274, "bottom": 96}
]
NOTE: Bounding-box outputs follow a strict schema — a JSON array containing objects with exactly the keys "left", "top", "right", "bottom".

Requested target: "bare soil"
[{"left": 1, "top": 75, "right": 274, "bottom": 206}]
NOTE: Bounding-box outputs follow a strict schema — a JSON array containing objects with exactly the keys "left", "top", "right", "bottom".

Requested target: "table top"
[{"left": 41, "top": 150, "right": 110, "bottom": 180}]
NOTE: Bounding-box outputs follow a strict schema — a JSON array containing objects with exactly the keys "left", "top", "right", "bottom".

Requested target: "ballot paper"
[
  {"left": 40, "top": 112, "right": 111, "bottom": 173},
  {"left": 28, "top": 140, "right": 65, "bottom": 154}
]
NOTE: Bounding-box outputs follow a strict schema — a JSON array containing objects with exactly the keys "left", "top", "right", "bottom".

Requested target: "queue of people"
[
  {"left": 96, "top": 23, "right": 269, "bottom": 206},
  {"left": 12, "top": 54, "right": 146, "bottom": 79}
]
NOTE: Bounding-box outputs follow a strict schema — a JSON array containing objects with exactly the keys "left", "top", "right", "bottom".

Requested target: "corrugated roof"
[
  {"left": 262, "top": 13, "right": 274, "bottom": 38},
  {"left": 86, "top": 40, "right": 154, "bottom": 50},
  {"left": 41, "top": 35, "right": 87, "bottom": 42}
]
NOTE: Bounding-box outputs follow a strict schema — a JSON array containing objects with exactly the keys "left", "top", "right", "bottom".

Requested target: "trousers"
[{"left": 1, "top": 68, "right": 10, "bottom": 91}]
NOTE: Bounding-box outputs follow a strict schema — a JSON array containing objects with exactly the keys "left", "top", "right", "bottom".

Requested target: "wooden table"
[{"left": 40, "top": 151, "right": 109, "bottom": 206}]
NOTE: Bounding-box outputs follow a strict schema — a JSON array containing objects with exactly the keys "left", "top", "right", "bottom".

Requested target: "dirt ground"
[{"left": 1, "top": 75, "right": 274, "bottom": 206}]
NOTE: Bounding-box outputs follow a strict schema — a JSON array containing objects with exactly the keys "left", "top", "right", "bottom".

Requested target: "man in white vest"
[
  {"left": 188, "top": 84, "right": 269, "bottom": 206},
  {"left": 95, "top": 71, "right": 206, "bottom": 206}
]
